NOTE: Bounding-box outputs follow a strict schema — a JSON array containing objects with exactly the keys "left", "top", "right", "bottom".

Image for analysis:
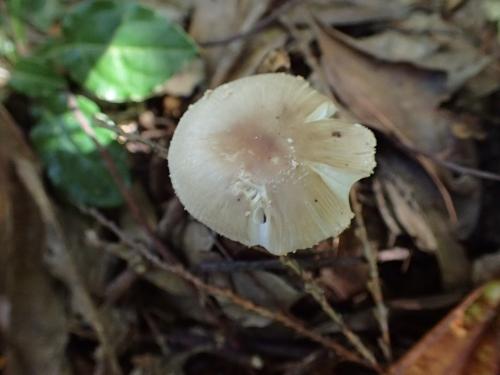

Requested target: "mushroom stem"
[{"left": 280, "top": 255, "right": 378, "bottom": 367}]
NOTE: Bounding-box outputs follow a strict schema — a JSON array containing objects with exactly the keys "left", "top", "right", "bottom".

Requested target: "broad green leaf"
[
  {"left": 10, "top": 57, "right": 67, "bottom": 97},
  {"left": 31, "top": 95, "right": 130, "bottom": 207},
  {"left": 56, "top": 0, "right": 198, "bottom": 102}
]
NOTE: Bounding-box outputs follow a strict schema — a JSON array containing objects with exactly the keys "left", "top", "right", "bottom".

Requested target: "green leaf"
[
  {"left": 10, "top": 56, "right": 67, "bottom": 97},
  {"left": 56, "top": 0, "right": 198, "bottom": 103},
  {"left": 7, "top": 0, "right": 61, "bottom": 30},
  {"left": 31, "top": 95, "right": 131, "bottom": 207}
]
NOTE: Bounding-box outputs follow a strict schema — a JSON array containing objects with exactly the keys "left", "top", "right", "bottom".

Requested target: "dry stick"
[
  {"left": 69, "top": 96, "right": 371, "bottom": 368},
  {"left": 351, "top": 190, "right": 391, "bottom": 361},
  {"left": 68, "top": 94, "right": 176, "bottom": 264},
  {"left": 280, "top": 11, "right": 378, "bottom": 367},
  {"left": 395, "top": 139, "right": 500, "bottom": 182},
  {"left": 280, "top": 256, "right": 378, "bottom": 367},
  {"left": 80, "top": 206, "right": 367, "bottom": 367},
  {"left": 196, "top": 255, "right": 363, "bottom": 273},
  {"left": 93, "top": 113, "right": 169, "bottom": 159}
]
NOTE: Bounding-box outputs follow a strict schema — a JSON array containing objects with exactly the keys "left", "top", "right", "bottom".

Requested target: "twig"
[
  {"left": 280, "top": 256, "right": 378, "bottom": 367},
  {"left": 142, "top": 311, "right": 170, "bottom": 356},
  {"left": 351, "top": 189, "right": 392, "bottom": 361},
  {"left": 198, "top": 0, "right": 303, "bottom": 47},
  {"left": 397, "top": 140, "right": 500, "bottom": 182},
  {"left": 68, "top": 94, "right": 177, "bottom": 263},
  {"left": 80, "top": 206, "right": 368, "bottom": 367},
  {"left": 196, "top": 255, "right": 363, "bottom": 273},
  {"left": 105, "top": 269, "right": 138, "bottom": 304},
  {"left": 93, "top": 113, "right": 169, "bottom": 159}
]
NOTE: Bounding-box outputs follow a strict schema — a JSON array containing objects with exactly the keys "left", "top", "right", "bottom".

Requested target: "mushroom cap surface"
[{"left": 168, "top": 73, "right": 376, "bottom": 255}]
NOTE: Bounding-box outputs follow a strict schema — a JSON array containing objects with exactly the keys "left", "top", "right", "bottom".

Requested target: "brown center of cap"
[{"left": 210, "top": 122, "right": 297, "bottom": 183}]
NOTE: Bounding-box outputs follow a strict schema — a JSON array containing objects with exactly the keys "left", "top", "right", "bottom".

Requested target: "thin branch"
[
  {"left": 399, "top": 140, "right": 500, "bottom": 182},
  {"left": 198, "top": 0, "right": 304, "bottom": 47},
  {"left": 351, "top": 189, "right": 392, "bottom": 361},
  {"left": 93, "top": 113, "right": 169, "bottom": 159},
  {"left": 80, "top": 206, "right": 369, "bottom": 367},
  {"left": 196, "top": 255, "right": 363, "bottom": 273},
  {"left": 68, "top": 94, "right": 177, "bottom": 263},
  {"left": 280, "top": 256, "right": 378, "bottom": 368}
]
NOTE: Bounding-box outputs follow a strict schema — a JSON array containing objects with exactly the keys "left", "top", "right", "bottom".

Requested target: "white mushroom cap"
[{"left": 168, "top": 73, "right": 376, "bottom": 255}]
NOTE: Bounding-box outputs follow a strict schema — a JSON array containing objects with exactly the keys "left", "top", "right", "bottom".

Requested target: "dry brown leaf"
[
  {"left": 352, "top": 12, "right": 491, "bottom": 90},
  {"left": 226, "top": 27, "right": 288, "bottom": 79},
  {"left": 376, "top": 150, "right": 471, "bottom": 289},
  {"left": 220, "top": 270, "right": 302, "bottom": 328},
  {"left": 289, "top": 0, "right": 410, "bottom": 26},
  {"left": 320, "top": 264, "right": 369, "bottom": 302},
  {"left": 390, "top": 280, "right": 500, "bottom": 375},
  {"left": 315, "top": 23, "right": 481, "bottom": 236},
  {"left": 0, "top": 107, "right": 70, "bottom": 375},
  {"left": 189, "top": 0, "right": 270, "bottom": 87},
  {"left": 44, "top": 213, "right": 123, "bottom": 374},
  {"left": 158, "top": 59, "right": 205, "bottom": 97},
  {"left": 183, "top": 221, "right": 216, "bottom": 264}
]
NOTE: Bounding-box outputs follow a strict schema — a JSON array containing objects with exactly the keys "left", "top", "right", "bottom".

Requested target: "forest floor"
[{"left": 1, "top": 0, "right": 500, "bottom": 374}]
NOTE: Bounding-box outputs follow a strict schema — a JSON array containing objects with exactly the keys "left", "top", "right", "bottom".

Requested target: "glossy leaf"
[
  {"left": 31, "top": 95, "right": 130, "bottom": 207},
  {"left": 56, "top": 0, "right": 198, "bottom": 102}
]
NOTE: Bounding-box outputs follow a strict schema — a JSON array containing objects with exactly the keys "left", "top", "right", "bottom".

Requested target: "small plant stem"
[
  {"left": 280, "top": 256, "right": 378, "bottom": 367},
  {"left": 81, "top": 206, "right": 368, "bottom": 367},
  {"left": 351, "top": 189, "right": 392, "bottom": 360}
]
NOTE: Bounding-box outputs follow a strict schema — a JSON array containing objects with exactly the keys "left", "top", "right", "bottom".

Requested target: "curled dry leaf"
[
  {"left": 375, "top": 150, "right": 471, "bottom": 289},
  {"left": 351, "top": 12, "right": 491, "bottom": 90},
  {"left": 315, "top": 23, "right": 481, "bottom": 237},
  {"left": 390, "top": 280, "right": 500, "bottom": 375}
]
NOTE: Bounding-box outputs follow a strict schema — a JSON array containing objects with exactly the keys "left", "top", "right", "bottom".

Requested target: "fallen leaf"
[
  {"left": 315, "top": 23, "right": 481, "bottom": 237},
  {"left": 390, "top": 280, "right": 500, "bottom": 375},
  {"left": 227, "top": 27, "right": 288, "bottom": 79},
  {"left": 183, "top": 221, "right": 216, "bottom": 265},
  {"left": 44, "top": 210, "right": 124, "bottom": 374},
  {"left": 189, "top": 0, "right": 270, "bottom": 86},
  {"left": 159, "top": 59, "right": 205, "bottom": 97},
  {"left": 289, "top": 0, "right": 410, "bottom": 27},
  {"left": 351, "top": 12, "right": 491, "bottom": 90},
  {"left": 221, "top": 270, "right": 302, "bottom": 327},
  {"left": 375, "top": 149, "right": 471, "bottom": 289},
  {"left": 0, "top": 106, "right": 70, "bottom": 375},
  {"left": 320, "top": 263, "right": 369, "bottom": 301}
]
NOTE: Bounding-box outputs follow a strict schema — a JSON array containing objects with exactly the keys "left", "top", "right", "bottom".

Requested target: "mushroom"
[{"left": 168, "top": 73, "right": 376, "bottom": 255}]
